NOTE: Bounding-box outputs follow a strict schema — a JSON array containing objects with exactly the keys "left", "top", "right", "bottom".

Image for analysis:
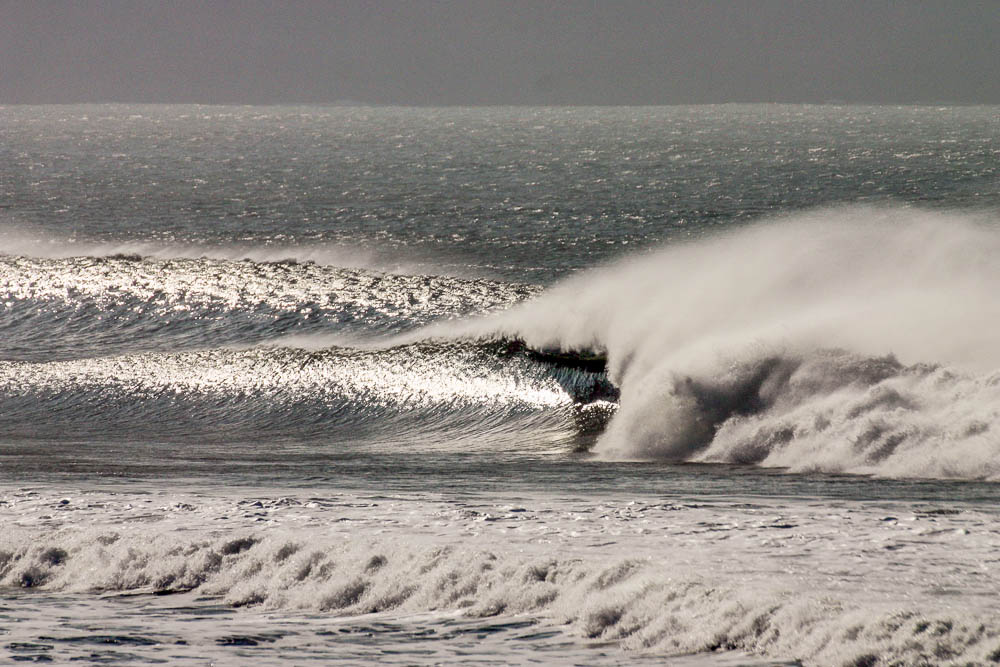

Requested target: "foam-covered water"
[
  {"left": 3, "top": 486, "right": 999, "bottom": 665},
  {"left": 2, "top": 104, "right": 999, "bottom": 665}
]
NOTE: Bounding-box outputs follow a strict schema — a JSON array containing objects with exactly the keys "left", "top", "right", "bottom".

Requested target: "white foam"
[{"left": 2, "top": 486, "right": 998, "bottom": 664}]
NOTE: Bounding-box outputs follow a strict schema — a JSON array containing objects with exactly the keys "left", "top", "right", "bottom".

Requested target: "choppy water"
[{"left": 2, "top": 104, "right": 999, "bottom": 665}]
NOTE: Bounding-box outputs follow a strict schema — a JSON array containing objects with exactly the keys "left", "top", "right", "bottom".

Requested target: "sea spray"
[{"left": 477, "top": 207, "right": 1000, "bottom": 476}]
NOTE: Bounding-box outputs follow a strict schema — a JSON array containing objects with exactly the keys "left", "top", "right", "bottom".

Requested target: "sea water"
[{"left": 1, "top": 104, "right": 999, "bottom": 665}]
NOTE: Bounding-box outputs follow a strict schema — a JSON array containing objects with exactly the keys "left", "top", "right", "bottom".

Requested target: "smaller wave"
[{"left": 0, "top": 254, "right": 537, "bottom": 361}]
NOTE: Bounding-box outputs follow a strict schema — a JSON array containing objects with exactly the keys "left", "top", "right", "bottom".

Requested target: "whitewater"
[
  {"left": 2, "top": 104, "right": 999, "bottom": 665},
  {"left": 481, "top": 208, "right": 1000, "bottom": 479}
]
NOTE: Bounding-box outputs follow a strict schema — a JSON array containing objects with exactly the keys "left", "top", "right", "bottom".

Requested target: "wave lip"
[{"left": 0, "top": 340, "right": 615, "bottom": 448}]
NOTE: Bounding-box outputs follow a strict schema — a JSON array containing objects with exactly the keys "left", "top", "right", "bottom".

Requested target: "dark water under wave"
[{"left": 3, "top": 105, "right": 1000, "bottom": 665}]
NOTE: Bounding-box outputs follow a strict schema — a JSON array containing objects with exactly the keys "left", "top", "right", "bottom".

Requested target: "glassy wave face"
[
  {"left": 0, "top": 254, "right": 617, "bottom": 452},
  {"left": 0, "top": 253, "right": 536, "bottom": 360}
]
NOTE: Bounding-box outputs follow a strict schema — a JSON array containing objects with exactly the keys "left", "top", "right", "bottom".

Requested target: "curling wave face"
[
  {"left": 484, "top": 207, "right": 1000, "bottom": 479},
  {"left": 0, "top": 241, "right": 617, "bottom": 468},
  {"left": 0, "top": 340, "right": 616, "bottom": 451}
]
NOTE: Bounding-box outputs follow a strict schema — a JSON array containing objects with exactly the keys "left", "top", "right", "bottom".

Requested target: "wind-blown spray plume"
[{"left": 485, "top": 207, "right": 1000, "bottom": 478}]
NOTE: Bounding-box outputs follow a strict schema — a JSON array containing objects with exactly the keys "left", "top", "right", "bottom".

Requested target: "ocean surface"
[{"left": 1, "top": 104, "right": 999, "bottom": 665}]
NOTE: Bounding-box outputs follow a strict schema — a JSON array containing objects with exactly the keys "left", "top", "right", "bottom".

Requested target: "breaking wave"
[
  {"left": 7, "top": 206, "right": 1000, "bottom": 480},
  {"left": 482, "top": 207, "right": 1000, "bottom": 479}
]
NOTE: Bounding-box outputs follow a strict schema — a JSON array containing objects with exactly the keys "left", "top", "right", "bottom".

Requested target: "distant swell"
[{"left": 0, "top": 232, "right": 410, "bottom": 272}]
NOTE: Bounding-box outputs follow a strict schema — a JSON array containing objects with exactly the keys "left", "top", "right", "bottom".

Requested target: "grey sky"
[{"left": 2, "top": 0, "right": 998, "bottom": 105}]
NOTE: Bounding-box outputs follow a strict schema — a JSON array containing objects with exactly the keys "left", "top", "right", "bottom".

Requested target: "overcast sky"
[{"left": 2, "top": 0, "right": 998, "bottom": 105}]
